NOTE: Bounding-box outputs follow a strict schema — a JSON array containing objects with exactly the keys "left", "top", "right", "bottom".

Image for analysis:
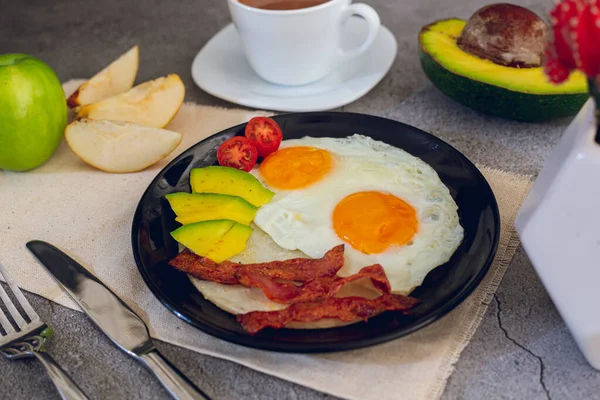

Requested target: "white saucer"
[{"left": 191, "top": 18, "right": 397, "bottom": 112}]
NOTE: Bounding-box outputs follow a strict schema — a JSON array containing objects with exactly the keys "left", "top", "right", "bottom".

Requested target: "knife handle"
[{"left": 139, "top": 349, "right": 211, "bottom": 400}]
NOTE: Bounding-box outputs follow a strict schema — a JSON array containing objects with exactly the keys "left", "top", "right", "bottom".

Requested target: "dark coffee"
[{"left": 239, "top": 0, "right": 330, "bottom": 11}]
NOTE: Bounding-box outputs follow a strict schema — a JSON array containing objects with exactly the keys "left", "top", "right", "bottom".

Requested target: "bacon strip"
[
  {"left": 168, "top": 245, "right": 344, "bottom": 284},
  {"left": 237, "top": 295, "right": 420, "bottom": 334},
  {"left": 236, "top": 264, "right": 391, "bottom": 304}
]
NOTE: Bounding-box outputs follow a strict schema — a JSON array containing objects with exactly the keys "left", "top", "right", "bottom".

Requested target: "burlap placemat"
[{"left": 0, "top": 80, "right": 531, "bottom": 400}]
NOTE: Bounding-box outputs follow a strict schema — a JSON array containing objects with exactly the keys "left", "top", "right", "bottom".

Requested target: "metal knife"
[{"left": 26, "top": 240, "right": 211, "bottom": 400}]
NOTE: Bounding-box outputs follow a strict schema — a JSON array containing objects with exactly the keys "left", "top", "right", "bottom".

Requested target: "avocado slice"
[
  {"left": 418, "top": 19, "right": 588, "bottom": 122},
  {"left": 165, "top": 192, "right": 257, "bottom": 226},
  {"left": 190, "top": 166, "right": 274, "bottom": 207},
  {"left": 170, "top": 219, "right": 253, "bottom": 263}
]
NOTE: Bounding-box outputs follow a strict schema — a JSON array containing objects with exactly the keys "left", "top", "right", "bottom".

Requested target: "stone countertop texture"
[{"left": 1, "top": 0, "right": 599, "bottom": 399}]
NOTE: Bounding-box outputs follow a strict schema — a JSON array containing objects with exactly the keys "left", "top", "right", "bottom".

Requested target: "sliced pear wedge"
[
  {"left": 67, "top": 45, "right": 139, "bottom": 108},
  {"left": 75, "top": 74, "right": 185, "bottom": 128},
  {"left": 65, "top": 119, "right": 183, "bottom": 173}
]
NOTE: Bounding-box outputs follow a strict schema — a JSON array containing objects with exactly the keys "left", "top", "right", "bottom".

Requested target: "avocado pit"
[{"left": 457, "top": 3, "right": 549, "bottom": 68}]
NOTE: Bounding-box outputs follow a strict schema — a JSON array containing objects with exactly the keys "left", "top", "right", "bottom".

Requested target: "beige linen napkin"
[{"left": 0, "top": 80, "right": 532, "bottom": 400}]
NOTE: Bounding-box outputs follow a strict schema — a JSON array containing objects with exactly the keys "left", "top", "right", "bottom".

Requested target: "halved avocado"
[{"left": 418, "top": 19, "right": 588, "bottom": 122}]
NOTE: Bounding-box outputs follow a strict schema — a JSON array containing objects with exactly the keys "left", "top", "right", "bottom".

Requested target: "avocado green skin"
[
  {"left": 0, "top": 54, "right": 67, "bottom": 171},
  {"left": 418, "top": 48, "right": 589, "bottom": 122}
]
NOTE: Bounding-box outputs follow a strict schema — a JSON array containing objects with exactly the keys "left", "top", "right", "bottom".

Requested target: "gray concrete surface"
[{"left": 1, "top": 0, "right": 599, "bottom": 399}]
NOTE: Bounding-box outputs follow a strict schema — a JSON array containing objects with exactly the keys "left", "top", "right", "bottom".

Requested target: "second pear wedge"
[{"left": 76, "top": 74, "right": 185, "bottom": 128}]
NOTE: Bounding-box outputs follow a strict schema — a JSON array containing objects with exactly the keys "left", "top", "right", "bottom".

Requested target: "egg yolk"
[
  {"left": 259, "top": 146, "right": 333, "bottom": 190},
  {"left": 333, "top": 191, "right": 418, "bottom": 254}
]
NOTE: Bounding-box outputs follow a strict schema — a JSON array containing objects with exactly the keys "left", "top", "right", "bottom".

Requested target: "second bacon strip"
[
  {"left": 236, "top": 264, "right": 392, "bottom": 304},
  {"left": 169, "top": 244, "right": 392, "bottom": 304}
]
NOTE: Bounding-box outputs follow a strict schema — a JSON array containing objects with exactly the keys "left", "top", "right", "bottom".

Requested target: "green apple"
[{"left": 0, "top": 54, "right": 67, "bottom": 171}]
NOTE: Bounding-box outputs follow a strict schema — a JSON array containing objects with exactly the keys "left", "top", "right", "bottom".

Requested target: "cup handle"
[{"left": 338, "top": 3, "right": 381, "bottom": 64}]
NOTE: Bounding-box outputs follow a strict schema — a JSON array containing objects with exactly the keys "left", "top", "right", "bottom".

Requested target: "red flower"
[
  {"left": 546, "top": 0, "right": 600, "bottom": 83},
  {"left": 576, "top": 2, "right": 600, "bottom": 77},
  {"left": 546, "top": 0, "right": 584, "bottom": 83}
]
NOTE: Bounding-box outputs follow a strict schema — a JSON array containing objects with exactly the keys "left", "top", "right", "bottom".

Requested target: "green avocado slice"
[
  {"left": 165, "top": 192, "right": 258, "bottom": 226},
  {"left": 190, "top": 166, "right": 274, "bottom": 207},
  {"left": 170, "top": 219, "right": 253, "bottom": 263}
]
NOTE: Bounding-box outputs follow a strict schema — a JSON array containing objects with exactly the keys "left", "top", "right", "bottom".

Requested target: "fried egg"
[{"left": 250, "top": 134, "right": 464, "bottom": 295}]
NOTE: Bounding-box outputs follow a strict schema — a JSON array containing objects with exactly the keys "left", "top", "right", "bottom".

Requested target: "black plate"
[{"left": 131, "top": 112, "right": 500, "bottom": 353}]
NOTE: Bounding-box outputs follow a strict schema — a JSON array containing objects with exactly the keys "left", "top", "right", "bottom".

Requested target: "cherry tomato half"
[
  {"left": 217, "top": 136, "right": 258, "bottom": 172},
  {"left": 244, "top": 117, "right": 283, "bottom": 158}
]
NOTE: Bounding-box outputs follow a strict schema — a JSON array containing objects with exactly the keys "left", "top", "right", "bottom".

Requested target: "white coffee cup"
[{"left": 228, "top": 0, "right": 381, "bottom": 86}]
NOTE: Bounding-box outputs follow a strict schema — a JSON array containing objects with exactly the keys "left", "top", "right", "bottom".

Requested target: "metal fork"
[{"left": 0, "top": 262, "right": 88, "bottom": 400}]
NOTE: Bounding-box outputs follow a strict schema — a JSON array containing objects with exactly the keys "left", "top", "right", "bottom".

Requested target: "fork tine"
[
  {"left": 0, "top": 263, "right": 28, "bottom": 328},
  {"left": 0, "top": 281, "right": 27, "bottom": 328},
  {"left": 0, "top": 297, "right": 16, "bottom": 334},
  {"left": 0, "top": 263, "right": 39, "bottom": 324}
]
